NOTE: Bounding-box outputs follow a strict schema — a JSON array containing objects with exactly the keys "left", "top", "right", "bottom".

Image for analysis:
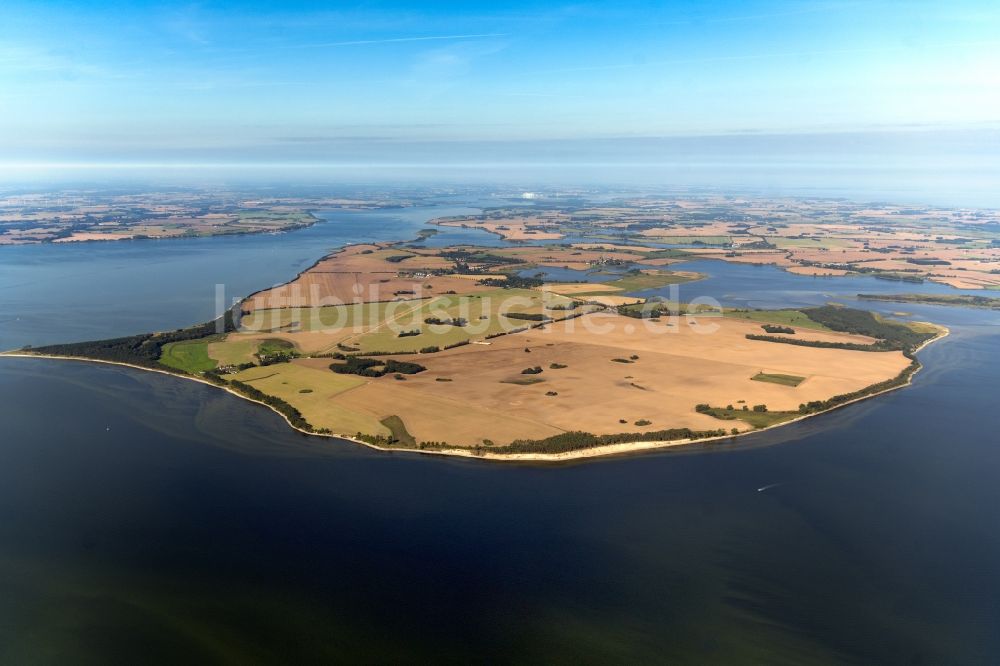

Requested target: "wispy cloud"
[
  {"left": 159, "top": 5, "right": 214, "bottom": 45},
  {"left": 274, "top": 136, "right": 387, "bottom": 142},
  {"left": 0, "top": 45, "right": 110, "bottom": 78},
  {"left": 294, "top": 33, "right": 507, "bottom": 49},
  {"left": 502, "top": 92, "right": 586, "bottom": 99},
  {"left": 532, "top": 40, "right": 1000, "bottom": 75},
  {"left": 403, "top": 37, "right": 509, "bottom": 88}
]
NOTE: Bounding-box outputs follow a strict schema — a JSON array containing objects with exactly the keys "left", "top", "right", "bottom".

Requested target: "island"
[{"left": 5, "top": 227, "right": 948, "bottom": 461}]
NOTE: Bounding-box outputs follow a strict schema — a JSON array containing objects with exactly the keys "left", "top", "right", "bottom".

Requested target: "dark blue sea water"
[{"left": 1, "top": 202, "right": 999, "bottom": 663}]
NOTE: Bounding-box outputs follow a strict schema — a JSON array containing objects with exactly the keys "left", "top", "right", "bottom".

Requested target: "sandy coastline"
[{"left": 0, "top": 322, "right": 948, "bottom": 463}]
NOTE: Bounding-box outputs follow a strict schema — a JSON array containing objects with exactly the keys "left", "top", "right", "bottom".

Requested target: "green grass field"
[
  {"left": 701, "top": 406, "right": 799, "bottom": 429},
  {"left": 650, "top": 235, "right": 732, "bottom": 245},
  {"left": 380, "top": 415, "right": 416, "bottom": 446},
  {"left": 751, "top": 372, "right": 805, "bottom": 387},
  {"left": 231, "top": 363, "right": 385, "bottom": 436},
  {"left": 723, "top": 308, "right": 833, "bottom": 331},
  {"left": 208, "top": 337, "right": 259, "bottom": 365},
  {"left": 572, "top": 270, "right": 701, "bottom": 296},
  {"left": 241, "top": 301, "right": 407, "bottom": 334},
  {"left": 350, "top": 289, "right": 574, "bottom": 353},
  {"left": 159, "top": 337, "right": 219, "bottom": 373},
  {"left": 638, "top": 248, "right": 691, "bottom": 260},
  {"left": 258, "top": 338, "right": 296, "bottom": 354}
]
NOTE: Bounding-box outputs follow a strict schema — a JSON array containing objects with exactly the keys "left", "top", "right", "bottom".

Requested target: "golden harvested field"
[
  {"left": 233, "top": 301, "right": 426, "bottom": 354},
  {"left": 207, "top": 338, "right": 259, "bottom": 365},
  {"left": 572, "top": 243, "right": 667, "bottom": 253},
  {"left": 247, "top": 273, "right": 491, "bottom": 311},
  {"left": 571, "top": 295, "right": 644, "bottom": 307},
  {"left": 242, "top": 244, "right": 534, "bottom": 310},
  {"left": 231, "top": 362, "right": 387, "bottom": 436},
  {"left": 52, "top": 232, "right": 133, "bottom": 243},
  {"left": 438, "top": 218, "right": 564, "bottom": 240},
  {"left": 229, "top": 312, "right": 910, "bottom": 447},
  {"left": 222, "top": 290, "right": 590, "bottom": 356},
  {"left": 542, "top": 282, "right": 620, "bottom": 295},
  {"left": 345, "top": 289, "right": 582, "bottom": 353},
  {"left": 639, "top": 223, "right": 734, "bottom": 237}
]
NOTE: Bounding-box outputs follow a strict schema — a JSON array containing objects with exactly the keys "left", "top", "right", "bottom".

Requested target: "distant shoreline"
[
  {"left": 857, "top": 293, "right": 1000, "bottom": 310},
  {"left": 0, "top": 212, "right": 321, "bottom": 247},
  {"left": 1, "top": 323, "right": 949, "bottom": 463}
]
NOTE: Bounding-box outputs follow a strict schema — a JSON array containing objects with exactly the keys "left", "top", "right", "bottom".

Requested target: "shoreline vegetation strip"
[{"left": 0, "top": 322, "right": 948, "bottom": 463}]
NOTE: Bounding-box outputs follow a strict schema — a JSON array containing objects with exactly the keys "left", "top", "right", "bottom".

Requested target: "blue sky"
[{"left": 1, "top": 0, "right": 999, "bottom": 166}]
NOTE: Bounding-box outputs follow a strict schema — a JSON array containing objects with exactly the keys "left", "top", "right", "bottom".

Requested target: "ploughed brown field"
[{"left": 244, "top": 245, "right": 499, "bottom": 310}]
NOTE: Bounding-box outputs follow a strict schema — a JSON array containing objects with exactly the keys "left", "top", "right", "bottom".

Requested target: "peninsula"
[{"left": 7, "top": 220, "right": 948, "bottom": 460}]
